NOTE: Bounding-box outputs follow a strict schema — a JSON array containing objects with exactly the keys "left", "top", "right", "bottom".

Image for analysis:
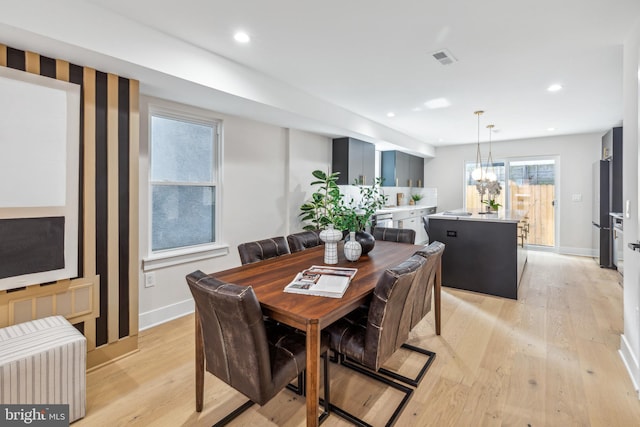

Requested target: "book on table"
[{"left": 284, "top": 265, "right": 358, "bottom": 298}]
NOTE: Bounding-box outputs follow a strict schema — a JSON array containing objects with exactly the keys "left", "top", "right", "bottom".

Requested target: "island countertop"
[{"left": 428, "top": 209, "right": 528, "bottom": 223}]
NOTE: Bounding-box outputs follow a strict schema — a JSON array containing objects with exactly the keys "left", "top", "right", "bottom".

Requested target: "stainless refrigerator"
[{"left": 592, "top": 160, "right": 612, "bottom": 267}]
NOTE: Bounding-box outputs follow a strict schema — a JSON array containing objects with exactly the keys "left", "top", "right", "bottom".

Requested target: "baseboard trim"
[
  {"left": 139, "top": 298, "right": 194, "bottom": 331},
  {"left": 557, "top": 246, "right": 595, "bottom": 257},
  {"left": 619, "top": 333, "right": 640, "bottom": 398}
]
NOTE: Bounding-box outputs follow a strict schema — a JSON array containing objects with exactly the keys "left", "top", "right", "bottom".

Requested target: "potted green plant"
[
  {"left": 299, "top": 170, "right": 343, "bottom": 230},
  {"left": 409, "top": 193, "right": 423, "bottom": 205},
  {"left": 336, "top": 177, "right": 388, "bottom": 254},
  {"left": 482, "top": 198, "right": 502, "bottom": 212}
]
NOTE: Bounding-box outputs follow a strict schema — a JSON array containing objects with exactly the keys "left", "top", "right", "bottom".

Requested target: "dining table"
[{"left": 208, "top": 239, "right": 430, "bottom": 427}]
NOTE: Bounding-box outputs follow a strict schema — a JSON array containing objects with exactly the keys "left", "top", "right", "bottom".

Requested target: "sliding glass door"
[
  {"left": 465, "top": 157, "right": 557, "bottom": 249},
  {"left": 509, "top": 158, "right": 556, "bottom": 248}
]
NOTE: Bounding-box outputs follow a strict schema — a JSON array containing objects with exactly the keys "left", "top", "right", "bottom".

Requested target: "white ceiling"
[{"left": 4, "top": 0, "right": 640, "bottom": 150}]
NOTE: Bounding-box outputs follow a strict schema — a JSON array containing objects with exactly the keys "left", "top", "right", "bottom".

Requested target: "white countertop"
[
  {"left": 428, "top": 209, "right": 528, "bottom": 223},
  {"left": 376, "top": 205, "right": 436, "bottom": 214}
]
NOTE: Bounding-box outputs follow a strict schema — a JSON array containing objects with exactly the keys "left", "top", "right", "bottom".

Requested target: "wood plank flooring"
[{"left": 75, "top": 252, "right": 640, "bottom": 426}]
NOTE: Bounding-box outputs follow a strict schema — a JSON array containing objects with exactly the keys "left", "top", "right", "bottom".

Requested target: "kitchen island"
[{"left": 427, "top": 209, "right": 528, "bottom": 299}]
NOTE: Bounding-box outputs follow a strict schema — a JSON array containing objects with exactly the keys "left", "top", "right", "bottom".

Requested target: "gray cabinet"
[
  {"left": 381, "top": 150, "right": 424, "bottom": 187},
  {"left": 332, "top": 137, "right": 375, "bottom": 185}
]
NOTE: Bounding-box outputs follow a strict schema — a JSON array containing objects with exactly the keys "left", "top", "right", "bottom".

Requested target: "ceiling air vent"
[{"left": 431, "top": 49, "right": 457, "bottom": 65}]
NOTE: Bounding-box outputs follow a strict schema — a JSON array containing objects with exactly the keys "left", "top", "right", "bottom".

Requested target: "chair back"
[
  {"left": 363, "top": 255, "right": 425, "bottom": 370},
  {"left": 373, "top": 227, "right": 416, "bottom": 244},
  {"left": 422, "top": 216, "right": 430, "bottom": 244},
  {"left": 411, "top": 241, "right": 445, "bottom": 329},
  {"left": 286, "top": 230, "right": 323, "bottom": 253},
  {"left": 186, "top": 270, "right": 272, "bottom": 403},
  {"left": 237, "top": 236, "right": 290, "bottom": 265}
]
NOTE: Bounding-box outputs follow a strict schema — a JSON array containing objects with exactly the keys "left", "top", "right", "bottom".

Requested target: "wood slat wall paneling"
[{"left": 0, "top": 43, "right": 140, "bottom": 367}]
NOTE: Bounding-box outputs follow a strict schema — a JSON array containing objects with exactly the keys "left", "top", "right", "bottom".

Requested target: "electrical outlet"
[{"left": 144, "top": 272, "right": 155, "bottom": 288}]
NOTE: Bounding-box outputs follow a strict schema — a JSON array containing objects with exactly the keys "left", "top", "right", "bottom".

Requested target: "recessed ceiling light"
[
  {"left": 234, "top": 31, "right": 250, "bottom": 43},
  {"left": 387, "top": 112, "right": 396, "bottom": 118},
  {"left": 547, "top": 127, "right": 556, "bottom": 131},
  {"left": 424, "top": 98, "right": 451, "bottom": 109},
  {"left": 547, "top": 84, "right": 562, "bottom": 92}
]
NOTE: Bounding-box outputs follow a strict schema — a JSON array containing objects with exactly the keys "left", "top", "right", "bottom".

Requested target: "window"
[{"left": 149, "top": 110, "right": 219, "bottom": 252}]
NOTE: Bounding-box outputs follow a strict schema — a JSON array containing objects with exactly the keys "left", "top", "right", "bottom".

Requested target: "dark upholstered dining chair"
[
  {"left": 237, "top": 236, "right": 290, "bottom": 265},
  {"left": 286, "top": 230, "right": 323, "bottom": 253},
  {"left": 376, "top": 241, "right": 445, "bottom": 387},
  {"left": 422, "top": 215, "right": 430, "bottom": 244},
  {"left": 372, "top": 226, "right": 416, "bottom": 244},
  {"left": 186, "top": 270, "right": 330, "bottom": 425},
  {"left": 412, "top": 241, "right": 445, "bottom": 333},
  {"left": 325, "top": 255, "right": 426, "bottom": 426}
]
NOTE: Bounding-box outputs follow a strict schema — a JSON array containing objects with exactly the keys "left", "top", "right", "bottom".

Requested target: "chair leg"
[
  {"left": 319, "top": 351, "right": 330, "bottom": 424},
  {"left": 378, "top": 343, "right": 436, "bottom": 387},
  {"left": 330, "top": 356, "right": 413, "bottom": 427},
  {"left": 195, "top": 310, "right": 204, "bottom": 412},
  {"left": 212, "top": 399, "right": 254, "bottom": 427},
  {"left": 286, "top": 371, "right": 306, "bottom": 396}
]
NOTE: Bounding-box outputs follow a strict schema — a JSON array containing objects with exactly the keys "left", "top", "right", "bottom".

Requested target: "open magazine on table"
[{"left": 284, "top": 265, "right": 358, "bottom": 298}]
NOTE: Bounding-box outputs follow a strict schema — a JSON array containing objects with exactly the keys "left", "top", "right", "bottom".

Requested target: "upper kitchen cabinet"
[
  {"left": 381, "top": 150, "right": 424, "bottom": 187},
  {"left": 332, "top": 137, "right": 375, "bottom": 185}
]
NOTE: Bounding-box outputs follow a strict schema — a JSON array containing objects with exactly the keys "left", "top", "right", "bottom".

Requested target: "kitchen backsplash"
[{"left": 339, "top": 185, "right": 437, "bottom": 208}]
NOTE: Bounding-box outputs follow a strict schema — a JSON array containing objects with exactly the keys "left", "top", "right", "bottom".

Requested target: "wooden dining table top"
[{"left": 212, "top": 240, "right": 424, "bottom": 330}]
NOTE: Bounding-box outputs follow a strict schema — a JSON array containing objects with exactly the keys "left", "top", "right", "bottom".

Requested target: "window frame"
[{"left": 142, "top": 102, "right": 227, "bottom": 271}]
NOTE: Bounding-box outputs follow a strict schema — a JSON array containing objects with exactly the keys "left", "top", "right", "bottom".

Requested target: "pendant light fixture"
[
  {"left": 471, "top": 110, "right": 484, "bottom": 181},
  {"left": 485, "top": 124, "right": 497, "bottom": 182}
]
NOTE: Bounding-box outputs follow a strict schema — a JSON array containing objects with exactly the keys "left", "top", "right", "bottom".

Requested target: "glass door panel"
[{"left": 508, "top": 159, "right": 556, "bottom": 247}]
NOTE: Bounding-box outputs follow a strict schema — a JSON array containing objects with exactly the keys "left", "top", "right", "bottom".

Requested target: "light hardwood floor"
[{"left": 75, "top": 252, "right": 640, "bottom": 426}]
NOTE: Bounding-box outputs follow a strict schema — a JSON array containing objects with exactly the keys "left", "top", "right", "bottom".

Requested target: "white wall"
[
  {"left": 288, "top": 129, "right": 333, "bottom": 232},
  {"left": 138, "top": 97, "right": 331, "bottom": 329},
  {"left": 620, "top": 19, "right": 640, "bottom": 396},
  {"left": 424, "top": 133, "right": 602, "bottom": 255}
]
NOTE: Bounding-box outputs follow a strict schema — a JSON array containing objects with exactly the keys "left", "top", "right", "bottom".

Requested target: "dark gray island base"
[{"left": 428, "top": 210, "right": 528, "bottom": 299}]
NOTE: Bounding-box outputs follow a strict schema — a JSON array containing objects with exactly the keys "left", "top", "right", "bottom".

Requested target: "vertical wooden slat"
[
  {"left": 39, "top": 56, "right": 56, "bottom": 78},
  {"left": 117, "top": 77, "right": 130, "bottom": 339},
  {"left": 6, "top": 47, "right": 25, "bottom": 70},
  {"left": 95, "top": 71, "right": 109, "bottom": 347},
  {"left": 0, "top": 44, "right": 7, "bottom": 67},
  {"left": 83, "top": 68, "right": 97, "bottom": 351},
  {"left": 56, "top": 60, "right": 70, "bottom": 82},
  {"left": 25, "top": 51, "right": 39, "bottom": 74},
  {"left": 83, "top": 68, "right": 97, "bottom": 278},
  {"left": 107, "top": 73, "right": 120, "bottom": 344},
  {"left": 129, "top": 79, "right": 140, "bottom": 337},
  {"left": 69, "top": 64, "right": 85, "bottom": 279}
]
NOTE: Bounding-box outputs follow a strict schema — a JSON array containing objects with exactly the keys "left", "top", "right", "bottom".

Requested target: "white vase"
[
  {"left": 344, "top": 231, "right": 362, "bottom": 262},
  {"left": 319, "top": 224, "right": 342, "bottom": 264}
]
